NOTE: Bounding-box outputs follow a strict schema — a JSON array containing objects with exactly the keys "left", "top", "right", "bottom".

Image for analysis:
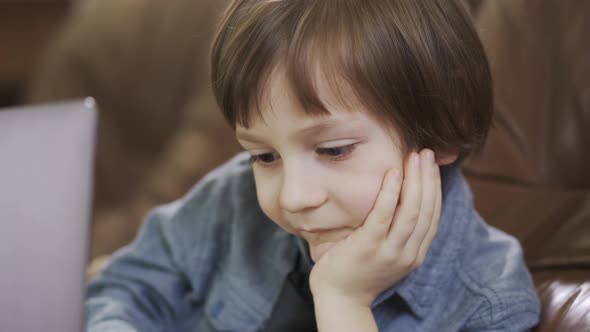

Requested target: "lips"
[
  {"left": 300, "top": 227, "right": 352, "bottom": 262},
  {"left": 302, "top": 227, "right": 351, "bottom": 243}
]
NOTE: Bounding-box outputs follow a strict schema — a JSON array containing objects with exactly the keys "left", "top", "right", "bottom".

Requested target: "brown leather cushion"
[
  {"left": 466, "top": 0, "right": 590, "bottom": 188},
  {"left": 464, "top": 2, "right": 590, "bottom": 327},
  {"left": 465, "top": 174, "right": 590, "bottom": 269},
  {"left": 465, "top": 174, "right": 590, "bottom": 331},
  {"left": 29, "top": 0, "right": 237, "bottom": 211},
  {"left": 28, "top": 0, "right": 243, "bottom": 258},
  {"left": 533, "top": 270, "right": 590, "bottom": 331}
]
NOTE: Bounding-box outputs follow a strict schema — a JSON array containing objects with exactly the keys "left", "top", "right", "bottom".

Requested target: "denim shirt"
[{"left": 86, "top": 153, "right": 541, "bottom": 332}]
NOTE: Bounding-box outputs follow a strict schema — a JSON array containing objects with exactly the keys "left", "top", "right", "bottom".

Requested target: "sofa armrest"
[
  {"left": 464, "top": 173, "right": 590, "bottom": 331},
  {"left": 533, "top": 269, "right": 590, "bottom": 331}
]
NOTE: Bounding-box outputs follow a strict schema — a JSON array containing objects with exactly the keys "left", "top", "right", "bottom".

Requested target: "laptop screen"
[{"left": 0, "top": 98, "right": 97, "bottom": 332}]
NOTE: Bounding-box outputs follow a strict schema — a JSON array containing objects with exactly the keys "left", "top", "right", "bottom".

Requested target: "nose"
[{"left": 279, "top": 162, "right": 327, "bottom": 214}]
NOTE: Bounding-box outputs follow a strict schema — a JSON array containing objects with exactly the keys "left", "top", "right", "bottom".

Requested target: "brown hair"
[{"left": 211, "top": 0, "right": 493, "bottom": 158}]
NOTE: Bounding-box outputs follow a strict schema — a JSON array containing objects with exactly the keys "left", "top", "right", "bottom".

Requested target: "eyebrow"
[{"left": 236, "top": 118, "right": 362, "bottom": 143}]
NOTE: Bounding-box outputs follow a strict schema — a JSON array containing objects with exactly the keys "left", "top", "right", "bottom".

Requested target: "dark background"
[{"left": 0, "top": 0, "right": 71, "bottom": 107}]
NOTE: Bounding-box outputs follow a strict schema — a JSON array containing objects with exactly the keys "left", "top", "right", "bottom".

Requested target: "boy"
[{"left": 86, "top": 0, "right": 541, "bottom": 331}]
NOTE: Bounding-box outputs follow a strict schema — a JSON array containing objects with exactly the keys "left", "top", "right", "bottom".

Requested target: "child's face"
[{"left": 236, "top": 69, "right": 406, "bottom": 262}]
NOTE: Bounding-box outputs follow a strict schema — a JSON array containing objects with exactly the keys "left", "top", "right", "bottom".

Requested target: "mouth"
[
  {"left": 301, "top": 227, "right": 336, "bottom": 234},
  {"left": 296, "top": 227, "right": 353, "bottom": 262},
  {"left": 299, "top": 227, "right": 350, "bottom": 242}
]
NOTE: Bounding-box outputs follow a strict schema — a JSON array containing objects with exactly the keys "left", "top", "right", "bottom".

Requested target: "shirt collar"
[
  {"left": 295, "top": 235, "right": 314, "bottom": 276},
  {"left": 293, "top": 165, "right": 473, "bottom": 320}
]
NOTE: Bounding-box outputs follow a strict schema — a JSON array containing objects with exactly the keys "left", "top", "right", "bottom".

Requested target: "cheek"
[
  {"left": 254, "top": 174, "right": 296, "bottom": 233},
  {"left": 335, "top": 154, "right": 404, "bottom": 227},
  {"left": 336, "top": 173, "right": 385, "bottom": 227}
]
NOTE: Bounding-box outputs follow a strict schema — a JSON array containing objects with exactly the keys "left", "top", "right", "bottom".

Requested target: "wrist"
[
  {"left": 311, "top": 285, "right": 373, "bottom": 309},
  {"left": 313, "top": 291, "right": 377, "bottom": 332}
]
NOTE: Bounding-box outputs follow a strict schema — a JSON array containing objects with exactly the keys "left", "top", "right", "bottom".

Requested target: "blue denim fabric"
[{"left": 86, "top": 152, "right": 540, "bottom": 332}]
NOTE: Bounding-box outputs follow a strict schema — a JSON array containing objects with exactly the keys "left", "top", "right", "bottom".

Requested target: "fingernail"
[
  {"left": 427, "top": 150, "right": 434, "bottom": 163},
  {"left": 414, "top": 153, "right": 420, "bottom": 167},
  {"left": 392, "top": 168, "right": 400, "bottom": 179}
]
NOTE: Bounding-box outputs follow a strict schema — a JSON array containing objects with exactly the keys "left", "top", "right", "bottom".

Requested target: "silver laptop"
[{"left": 0, "top": 98, "right": 97, "bottom": 332}]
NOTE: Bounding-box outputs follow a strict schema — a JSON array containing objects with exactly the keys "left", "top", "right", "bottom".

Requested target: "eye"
[
  {"left": 316, "top": 144, "right": 357, "bottom": 160},
  {"left": 250, "top": 152, "right": 280, "bottom": 167}
]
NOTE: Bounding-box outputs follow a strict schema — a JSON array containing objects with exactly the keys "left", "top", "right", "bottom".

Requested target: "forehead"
[
  {"left": 239, "top": 67, "right": 351, "bottom": 123},
  {"left": 235, "top": 63, "right": 406, "bottom": 151},
  {"left": 251, "top": 64, "right": 362, "bottom": 123},
  {"left": 235, "top": 68, "right": 404, "bottom": 146}
]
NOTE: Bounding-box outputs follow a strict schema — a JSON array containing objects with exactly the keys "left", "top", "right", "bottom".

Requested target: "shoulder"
[
  {"left": 453, "top": 215, "right": 541, "bottom": 330},
  {"left": 150, "top": 153, "right": 267, "bottom": 264},
  {"left": 160, "top": 153, "right": 294, "bottom": 325},
  {"left": 154, "top": 152, "right": 255, "bottom": 219},
  {"left": 181, "top": 151, "right": 258, "bottom": 215},
  {"left": 458, "top": 279, "right": 540, "bottom": 331},
  {"left": 163, "top": 151, "right": 259, "bottom": 228},
  {"left": 159, "top": 151, "right": 292, "bottom": 265}
]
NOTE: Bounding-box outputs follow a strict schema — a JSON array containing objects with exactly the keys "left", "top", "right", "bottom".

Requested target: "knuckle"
[
  {"left": 381, "top": 248, "right": 400, "bottom": 265},
  {"left": 372, "top": 204, "right": 395, "bottom": 223},
  {"left": 381, "top": 214, "right": 394, "bottom": 225},
  {"left": 374, "top": 203, "right": 390, "bottom": 217},
  {"left": 382, "top": 181, "right": 397, "bottom": 198},
  {"left": 398, "top": 254, "right": 415, "bottom": 269},
  {"left": 412, "top": 254, "right": 426, "bottom": 269},
  {"left": 409, "top": 211, "right": 420, "bottom": 223}
]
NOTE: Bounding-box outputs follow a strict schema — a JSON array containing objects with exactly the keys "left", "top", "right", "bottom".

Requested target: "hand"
[{"left": 309, "top": 149, "right": 442, "bottom": 307}]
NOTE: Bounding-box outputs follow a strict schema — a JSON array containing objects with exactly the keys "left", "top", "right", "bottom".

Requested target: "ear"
[{"left": 434, "top": 150, "right": 459, "bottom": 166}]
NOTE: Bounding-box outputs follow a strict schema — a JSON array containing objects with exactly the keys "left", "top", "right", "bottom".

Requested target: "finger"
[
  {"left": 385, "top": 152, "right": 422, "bottom": 249},
  {"left": 417, "top": 160, "right": 442, "bottom": 260},
  {"left": 403, "top": 149, "right": 437, "bottom": 261},
  {"left": 362, "top": 167, "right": 402, "bottom": 241}
]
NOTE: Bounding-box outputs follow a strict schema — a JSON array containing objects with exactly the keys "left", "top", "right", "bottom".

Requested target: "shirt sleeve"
[
  {"left": 85, "top": 203, "right": 192, "bottom": 332},
  {"left": 461, "top": 292, "right": 541, "bottom": 332},
  {"left": 87, "top": 320, "right": 139, "bottom": 332}
]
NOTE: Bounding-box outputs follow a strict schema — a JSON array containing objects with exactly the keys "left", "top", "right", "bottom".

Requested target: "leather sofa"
[
  {"left": 31, "top": 0, "right": 590, "bottom": 330},
  {"left": 464, "top": 1, "right": 590, "bottom": 330},
  {"left": 28, "top": 0, "right": 241, "bottom": 258}
]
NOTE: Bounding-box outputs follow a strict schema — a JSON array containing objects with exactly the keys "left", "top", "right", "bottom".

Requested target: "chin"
[{"left": 309, "top": 241, "right": 338, "bottom": 262}]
